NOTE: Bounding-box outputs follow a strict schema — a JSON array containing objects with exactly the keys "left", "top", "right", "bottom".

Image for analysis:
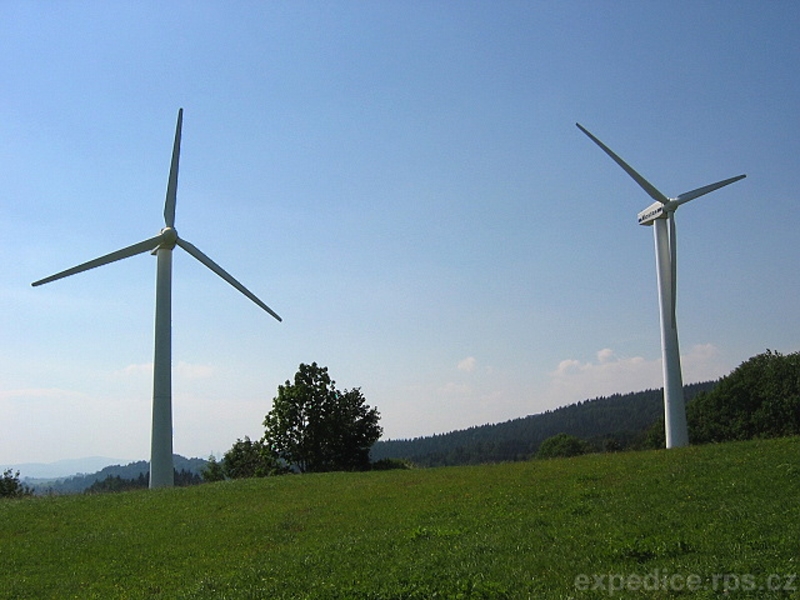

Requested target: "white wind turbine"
[
  {"left": 576, "top": 123, "right": 745, "bottom": 448},
  {"left": 33, "top": 109, "right": 282, "bottom": 487}
]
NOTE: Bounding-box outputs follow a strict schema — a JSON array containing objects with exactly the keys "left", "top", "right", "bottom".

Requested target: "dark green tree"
[
  {"left": 1, "top": 469, "right": 33, "bottom": 498},
  {"left": 536, "top": 433, "right": 591, "bottom": 459},
  {"left": 222, "top": 437, "right": 284, "bottom": 478},
  {"left": 201, "top": 439, "right": 284, "bottom": 482},
  {"left": 201, "top": 455, "right": 225, "bottom": 482},
  {"left": 263, "top": 363, "right": 383, "bottom": 473},
  {"left": 688, "top": 350, "right": 800, "bottom": 444}
]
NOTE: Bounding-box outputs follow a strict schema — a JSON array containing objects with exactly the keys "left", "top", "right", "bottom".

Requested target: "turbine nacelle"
[
  {"left": 637, "top": 173, "right": 748, "bottom": 226},
  {"left": 636, "top": 198, "right": 685, "bottom": 226},
  {"left": 638, "top": 201, "right": 669, "bottom": 225}
]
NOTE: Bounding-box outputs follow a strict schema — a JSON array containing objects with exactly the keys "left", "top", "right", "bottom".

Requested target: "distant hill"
[
  {"left": 7, "top": 456, "right": 130, "bottom": 479},
  {"left": 18, "top": 383, "right": 718, "bottom": 493},
  {"left": 28, "top": 455, "right": 208, "bottom": 495},
  {"left": 371, "top": 381, "right": 716, "bottom": 467}
]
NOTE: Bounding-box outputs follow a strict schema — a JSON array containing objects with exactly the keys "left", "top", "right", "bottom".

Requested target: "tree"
[
  {"left": 201, "top": 439, "right": 285, "bottom": 482},
  {"left": 1, "top": 469, "right": 33, "bottom": 498},
  {"left": 201, "top": 455, "right": 225, "bottom": 482},
  {"left": 536, "top": 433, "right": 591, "bottom": 459},
  {"left": 688, "top": 350, "right": 800, "bottom": 444},
  {"left": 263, "top": 363, "right": 383, "bottom": 473},
  {"left": 222, "top": 437, "right": 284, "bottom": 479}
]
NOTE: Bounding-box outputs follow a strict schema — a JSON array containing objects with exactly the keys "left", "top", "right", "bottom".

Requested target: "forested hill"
[
  {"left": 370, "top": 381, "right": 716, "bottom": 467},
  {"left": 28, "top": 455, "right": 207, "bottom": 494}
]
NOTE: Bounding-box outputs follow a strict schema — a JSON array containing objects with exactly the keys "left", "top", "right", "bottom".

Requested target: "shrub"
[
  {"left": 688, "top": 350, "right": 800, "bottom": 444},
  {"left": 536, "top": 433, "right": 591, "bottom": 459},
  {"left": 0, "top": 469, "right": 33, "bottom": 498}
]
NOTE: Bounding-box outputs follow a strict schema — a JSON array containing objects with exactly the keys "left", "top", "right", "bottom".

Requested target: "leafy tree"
[
  {"left": 201, "top": 439, "right": 285, "bottom": 482},
  {"left": 688, "top": 350, "right": 800, "bottom": 444},
  {"left": 222, "top": 437, "right": 284, "bottom": 479},
  {"left": 263, "top": 363, "right": 383, "bottom": 473},
  {"left": 1, "top": 469, "right": 33, "bottom": 498},
  {"left": 201, "top": 455, "right": 225, "bottom": 482},
  {"left": 536, "top": 433, "right": 591, "bottom": 459}
]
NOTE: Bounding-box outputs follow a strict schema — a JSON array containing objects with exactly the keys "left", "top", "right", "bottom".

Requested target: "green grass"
[{"left": 1, "top": 437, "right": 799, "bottom": 599}]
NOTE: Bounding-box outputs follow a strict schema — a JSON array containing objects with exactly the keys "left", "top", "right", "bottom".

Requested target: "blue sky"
[{"left": 2, "top": 2, "right": 799, "bottom": 466}]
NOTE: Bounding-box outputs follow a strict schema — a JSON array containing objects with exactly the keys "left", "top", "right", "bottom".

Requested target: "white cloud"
[
  {"left": 680, "top": 343, "right": 727, "bottom": 384},
  {"left": 457, "top": 356, "right": 477, "bottom": 372},
  {"left": 114, "top": 361, "right": 215, "bottom": 380},
  {"left": 115, "top": 363, "right": 152, "bottom": 377},
  {"left": 0, "top": 387, "right": 89, "bottom": 403},
  {"left": 597, "top": 348, "right": 616, "bottom": 364},
  {"left": 440, "top": 381, "right": 472, "bottom": 396},
  {"left": 547, "top": 344, "right": 727, "bottom": 406},
  {"left": 175, "top": 361, "right": 215, "bottom": 380}
]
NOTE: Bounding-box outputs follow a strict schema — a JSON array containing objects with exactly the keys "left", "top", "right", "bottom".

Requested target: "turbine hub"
[{"left": 159, "top": 227, "right": 178, "bottom": 249}]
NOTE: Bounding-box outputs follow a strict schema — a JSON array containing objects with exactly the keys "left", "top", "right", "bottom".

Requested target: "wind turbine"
[
  {"left": 576, "top": 123, "right": 745, "bottom": 448},
  {"left": 33, "top": 109, "right": 282, "bottom": 487}
]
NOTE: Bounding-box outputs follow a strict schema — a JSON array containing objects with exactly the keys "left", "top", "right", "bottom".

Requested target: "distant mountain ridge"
[
  {"left": 6, "top": 456, "right": 130, "bottom": 479},
  {"left": 371, "top": 382, "right": 716, "bottom": 467},
  {"left": 10, "top": 383, "right": 718, "bottom": 490},
  {"left": 25, "top": 455, "right": 208, "bottom": 494}
]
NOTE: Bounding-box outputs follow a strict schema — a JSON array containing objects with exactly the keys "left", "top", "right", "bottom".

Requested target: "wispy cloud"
[
  {"left": 175, "top": 361, "right": 215, "bottom": 380},
  {"left": 114, "top": 361, "right": 215, "bottom": 380},
  {"left": 115, "top": 363, "right": 152, "bottom": 377},
  {"left": 0, "top": 388, "right": 90, "bottom": 403},
  {"left": 440, "top": 381, "right": 472, "bottom": 396},
  {"left": 457, "top": 356, "right": 477, "bottom": 372},
  {"left": 548, "top": 344, "right": 727, "bottom": 405}
]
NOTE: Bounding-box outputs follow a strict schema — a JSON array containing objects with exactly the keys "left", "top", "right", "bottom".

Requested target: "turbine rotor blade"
[
  {"left": 668, "top": 211, "right": 677, "bottom": 328},
  {"left": 176, "top": 237, "right": 282, "bottom": 322},
  {"left": 32, "top": 234, "right": 164, "bottom": 287},
  {"left": 672, "top": 174, "right": 746, "bottom": 208},
  {"left": 576, "top": 123, "right": 670, "bottom": 205},
  {"left": 163, "top": 108, "right": 183, "bottom": 228}
]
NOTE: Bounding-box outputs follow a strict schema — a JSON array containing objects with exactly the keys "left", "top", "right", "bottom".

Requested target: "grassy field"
[{"left": 1, "top": 437, "right": 798, "bottom": 599}]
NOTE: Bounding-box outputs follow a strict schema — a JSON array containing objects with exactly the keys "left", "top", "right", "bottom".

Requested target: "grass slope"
[{"left": 1, "top": 438, "right": 799, "bottom": 599}]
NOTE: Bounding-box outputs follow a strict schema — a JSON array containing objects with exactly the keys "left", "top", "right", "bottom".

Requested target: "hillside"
[
  {"left": 19, "top": 382, "right": 714, "bottom": 492},
  {"left": 1, "top": 437, "right": 797, "bottom": 599},
  {"left": 371, "top": 381, "right": 715, "bottom": 466},
  {"left": 27, "top": 455, "right": 207, "bottom": 494}
]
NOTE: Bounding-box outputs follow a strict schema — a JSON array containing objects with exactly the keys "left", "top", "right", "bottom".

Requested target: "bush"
[
  {"left": 536, "top": 433, "right": 591, "bottom": 459},
  {"left": 688, "top": 350, "right": 800, "bottom": 444},
  {"left": 1, "top": 469, "right": 33, "bottom": 498},
  {"left": 202, "top": 437, "right": 289, "bottom": 482},
  {"left": 371, "top": 458, "right": 414, "bottom": 471}
]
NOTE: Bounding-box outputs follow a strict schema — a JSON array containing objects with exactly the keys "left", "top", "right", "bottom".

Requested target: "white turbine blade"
[
  {"left": 176, "top": 237, "right": 282, "bottom": 322},
  {"left": 32, "top": 234, "right": 164, "bottom": 286},
  {"left": 163, "top": 108, "right": 183, "bottom": 228},
  {"left": 668, "top": 212, "right": 677, "bottom": 328},
  {"left": 576, "top": 123, "right": 670, "bottom": 205},
  {"left": 672, "top": 174, "right": 746, "bottom": 208}
]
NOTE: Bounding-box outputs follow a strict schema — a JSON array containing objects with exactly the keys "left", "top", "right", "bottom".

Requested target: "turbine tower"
[
  {"left": 33, "top": 109, "right": 282, "bottom": 487},
  {"left": 576, "top": 123, "right": 745, "bottom": 448}
]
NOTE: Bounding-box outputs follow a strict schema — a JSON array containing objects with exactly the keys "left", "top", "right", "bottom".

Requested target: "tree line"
[
  {"left": 213, "top": 350, "right": 800, "bottom": 476},
  {"left": 537, "top": 350, "right": 800, "bottom": 460},
  {"left": 369, "top": 382, "right": 715, "bottom": 467},
  {"left": 8, "top": 350, "right": 797, "bottom": 496}
]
